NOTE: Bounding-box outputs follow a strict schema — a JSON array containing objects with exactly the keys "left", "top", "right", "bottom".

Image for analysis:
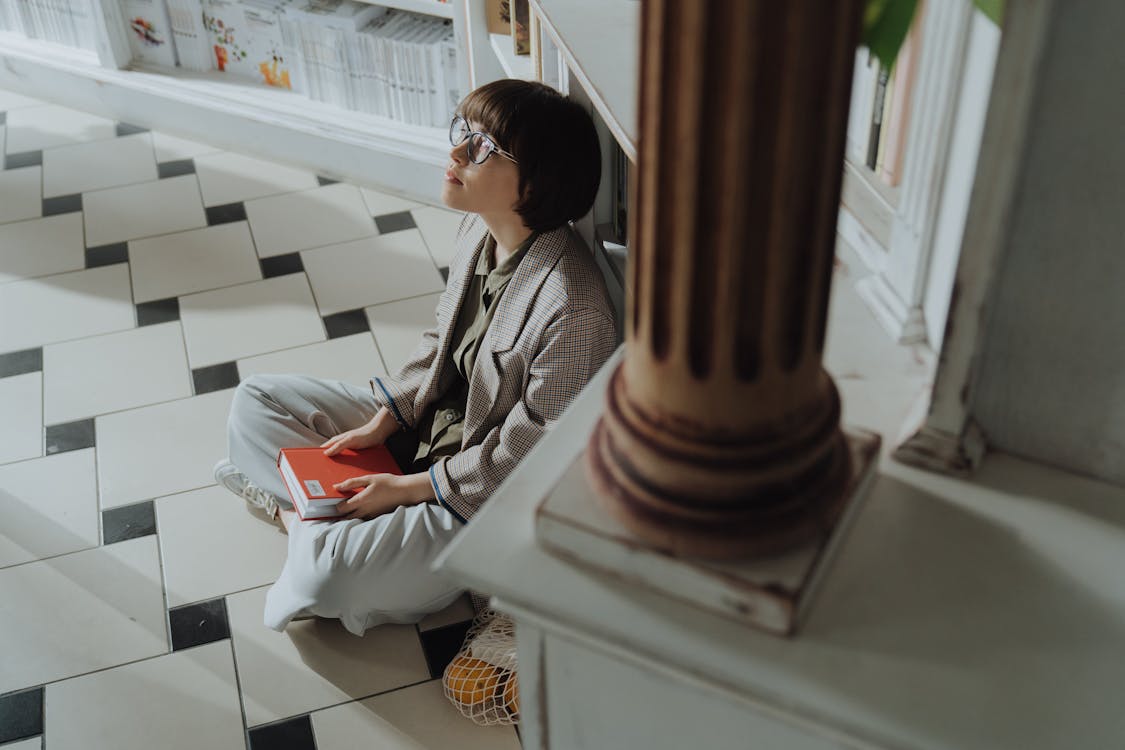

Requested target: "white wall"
[
  {"left": 971, "top": 1, "right": 1125, "bottom": 484},
  {"left": 922, "top": 10, "right": 1000, "bottom": 349}
]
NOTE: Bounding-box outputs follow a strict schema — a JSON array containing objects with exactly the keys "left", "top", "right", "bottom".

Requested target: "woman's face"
[{"left": 441, "top": 119, "right": 522, "bottom": 218}]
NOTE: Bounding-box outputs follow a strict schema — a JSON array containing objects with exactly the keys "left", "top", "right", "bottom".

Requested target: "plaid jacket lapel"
[{"left": 486, "top": 224, "right": 570, "bottom": 354}]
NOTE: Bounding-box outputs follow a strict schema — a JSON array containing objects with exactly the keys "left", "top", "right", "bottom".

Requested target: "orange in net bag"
[{"left": 442, "top": 609, "right": 520, "bottom": 725}]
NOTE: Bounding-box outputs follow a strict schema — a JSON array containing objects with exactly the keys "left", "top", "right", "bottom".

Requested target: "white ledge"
[{"left": 436, "top": 343, "right": 1125, "bottom": 749}]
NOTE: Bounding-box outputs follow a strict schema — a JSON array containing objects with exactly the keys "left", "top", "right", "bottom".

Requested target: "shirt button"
[{"left": 445, "top": 413, "right": 455, "bottom": 421}]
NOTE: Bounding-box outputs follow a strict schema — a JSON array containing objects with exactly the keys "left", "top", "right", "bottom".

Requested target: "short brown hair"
[{"left": 459, "top": 79, "right": 601, "bottom": 232}]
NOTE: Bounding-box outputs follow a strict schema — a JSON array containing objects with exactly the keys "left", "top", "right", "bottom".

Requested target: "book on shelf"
[
  {"left": 610, "top": 138, "right": 628, "bottom": 245},
  {"left": 486, "top": 0, "right": 508, "bottom": 35},
  {"left": 2, "top": 0, "right": 95, "bottom": 48},
  {"left": 123, "top": 0, "right": 178, "bottom": 67},
  {"left": 879, "top": 18, "right": 920, "bottom": 187},
  {"left": 874, "top": 64, "right": 895, "bottom": 174},
  {"left": 166, "top": 0, "right": 211, "bottom": 71},
  {"left": 865, "top": 63, "right": 889, "bottom": 171},
  {"left": 277, "top": 445, "right": 402, "bottom": 520},
  {"left": 510, "top": 0, "right": 528, "bottom": 56}
]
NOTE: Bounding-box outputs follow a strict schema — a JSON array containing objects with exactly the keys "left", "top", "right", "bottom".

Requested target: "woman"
[{"left": 215, "top": 79, "right": 617, "bottom": 635}]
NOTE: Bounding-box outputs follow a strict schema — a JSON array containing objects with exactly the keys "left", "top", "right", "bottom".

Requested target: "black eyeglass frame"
[{"left": 449, "top": 115, "right": 519, "bottom": 165}]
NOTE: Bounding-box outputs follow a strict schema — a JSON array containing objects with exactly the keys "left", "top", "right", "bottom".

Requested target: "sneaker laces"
[{"left": 241, "top": 483, "right": 280, "bottom": 519}]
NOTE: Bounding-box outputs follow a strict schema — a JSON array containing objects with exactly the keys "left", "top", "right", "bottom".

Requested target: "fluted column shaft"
[{"left": 587, "top": 0, "right": 864, "bottom": 559}]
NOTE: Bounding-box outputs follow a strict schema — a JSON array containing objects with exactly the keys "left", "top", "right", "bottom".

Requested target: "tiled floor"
[{"left": 0, "top": 90, "right": 521, "bottom": 750}]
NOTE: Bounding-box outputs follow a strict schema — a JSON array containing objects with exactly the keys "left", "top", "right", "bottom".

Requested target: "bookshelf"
[
  {"left": 0, "top": 0, "right": 981, "bottom": 351},
  {"left": 0, "top": 0, "right": 470, "bottom": 205}
]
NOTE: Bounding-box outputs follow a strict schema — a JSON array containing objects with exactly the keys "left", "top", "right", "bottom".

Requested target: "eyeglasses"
[{"left": 449, "top": 115, "right": 518, "bottom": 165}]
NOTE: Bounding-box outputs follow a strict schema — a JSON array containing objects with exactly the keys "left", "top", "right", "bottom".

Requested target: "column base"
[
  {"left": 537, "top": 429, "right": 881, "bottom": 636},
  {"left": 585, "top": 365, "right": 855, "bottom": 560}
]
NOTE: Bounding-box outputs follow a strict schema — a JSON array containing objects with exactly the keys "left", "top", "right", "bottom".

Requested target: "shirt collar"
[{"left": 476, "top": 230, "right": 540, "bottom": 277}]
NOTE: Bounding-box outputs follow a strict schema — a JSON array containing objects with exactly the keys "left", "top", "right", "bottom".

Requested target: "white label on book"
[{"left": 304, "top": 479, "right": 325, "bottom": 497}]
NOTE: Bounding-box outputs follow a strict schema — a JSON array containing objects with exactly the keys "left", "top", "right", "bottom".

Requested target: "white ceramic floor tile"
[
  {"left": 303, "top": 231, "right": 445, "bottom": 317},
  {"left": 237, "top": 333, "right": 387, "bottom": 388},
  {"left": 246, "top": 183, "right": 377, "bottom": 258},
  {"left": 364, "top": 293, "right": 442, "bottom": 374},
  {"left": 417, "top": 594, "right": 476, "bottom": 632},
  {"left": 130, "top": 221, "right": 262, "bottom": 303},
  {"left": 0, "top": 212, "right": 85, "bottom": 284},
  {"left": 4, "top": 104, "right": 116, "bottom": 154},
  {"left": 43, "top": 322, "right": 192, "bottom": 424},
  {"left": 0, "top": 264, "right": 135, "bottom": 352},
  {"left": 228, "top": 585, "right": 431, "bottom": 727},
  {"left": 83, "top": 174, "right": 207, "bottom": 246},
  {"left": 312, "top": 680, "right": 521, "bottom": 750},
  {"left": 46, "top": 641, "right": 245, "bottom": 750},
  {"left": 1, "top": 738, "right": 40, "bottom": 750},
  {"left": 360, "top": 186, "right": 424, "bottom": 217},
  {"left": 194, "top": 152, "right": 318, "bottom": 207},
  {"left": 179, "top": 273, "right": 326, "bottom": 368},
  {"left": 0, "top": 165, "right": 42, "bottom": 225},
  {"left": 96, "top": 389, "right": 235, "bottom": 509},
  {"left": 157, "top": 485, "right": 289, "bottom": 607},
  {"left": 0, "top": 536, "right": 167, "bottom": 694},
  {"left": 42, "top": 132, "right": 158, "bottom": 198},
  {"left": 0, "top": 449, "right": 99, "bottom": 569},
  {"left": 0, "top": 90, "right": 44, "bottom": 110},
  {"left": 0, "top": 373, "right": 42, "bottom": 465},
  {"left": 152, "top": 131, "right": 222, "bottom": 162},
  {"left": 411, "top": 205, "right": 465, "bottom": 268}
]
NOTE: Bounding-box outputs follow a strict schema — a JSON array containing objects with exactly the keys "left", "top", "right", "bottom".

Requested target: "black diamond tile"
[
  {"left": 0, "top": 347, "right": 43, "bottom": 378},
  {"left": 136, "top": 297, "right": 181, "bottom": 327},
  {"left": 158, "top": 159, "right": 196, "bottom": 179},
  {"left": 248, "top": 715, "right": 316, "bottom": 750},
  {"left": 102, "top": 500, "right": 156, "bottom": 545},
  {"left": 374, "top": 210, "right": 417, "bottom": 235},
  {"left": 438, "top": 266, "right": 449, "bottom": 283},
  {"left": 169, "top": 598, "right": 230, "bottom": 651},
  {"left": 85, "top": 242, "right": 129, "bottom": 268},
  {"left": 116, "top": 122, "right": 149, "bottom": 136},
  {"left": 259, "top": 252, "right": 304, "bottom": 279},
  {"left": 316, "top": 175, "right": 339, "bottom": 186},
  {"left": 42, "top": 192, "right": 83, "bottom": 216},
  {"left": 418, "top": 620, "right": 474, "bottom": 680},
  {"left": 193, "top": 361, "right": 241, "bottom": 395},
  {"left": 205, "top": 202, "right": 247, "bottom": 226},
  {"left": 5, "top": 150, "right": 42, "bottom": 169},
  {"left": 45, "top": 418, "right": 95, "bottom": 454},
  {"left": 0, "top": 686, "right": 44, "bottom": 744},
  {"left": 322, "top": 309, "right": 369, "bottom": 339}
]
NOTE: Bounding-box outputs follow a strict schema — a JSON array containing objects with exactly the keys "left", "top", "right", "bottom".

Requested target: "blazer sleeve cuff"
[
  {"left": 370, "top": 376, "right": 414, "bottom": 430},
  {"left": 429, "top": 460, "right": 470, "bottom": 524}
]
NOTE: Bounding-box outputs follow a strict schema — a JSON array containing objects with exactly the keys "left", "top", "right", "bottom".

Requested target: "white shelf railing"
[{"left": 529, "top": 0, "right": 638, "bottom": 161}]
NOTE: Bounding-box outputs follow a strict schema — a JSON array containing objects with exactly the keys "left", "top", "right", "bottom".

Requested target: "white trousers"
[{"left": 227, "top": 374, "right": 465, "bottom": 636}]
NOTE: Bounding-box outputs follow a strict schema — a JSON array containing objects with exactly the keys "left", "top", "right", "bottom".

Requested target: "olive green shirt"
[{"left": 412, "top": 230, "right": 539, "bottom": 470}]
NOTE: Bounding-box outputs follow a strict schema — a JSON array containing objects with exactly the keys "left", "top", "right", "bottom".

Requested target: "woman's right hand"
[{"left": 321, "top": 419, "right": 385, "bottom": 456}]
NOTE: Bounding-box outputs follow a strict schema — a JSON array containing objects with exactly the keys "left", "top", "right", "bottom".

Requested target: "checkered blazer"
[{"left": 371, "top": 213, "right": 618, "bottom": 523}]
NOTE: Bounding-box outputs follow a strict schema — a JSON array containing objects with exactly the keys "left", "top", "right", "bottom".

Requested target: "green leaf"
[
  {"left": 862, "top": 0, "right": 918, "bottom": 71},
  {"left": 973, "top": 0, "right": 1004, "bottom": 25}
]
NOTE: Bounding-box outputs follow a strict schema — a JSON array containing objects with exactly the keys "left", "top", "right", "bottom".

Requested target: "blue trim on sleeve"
[
  {"left": 373, "top": 377, "right": 409, "bottom": 429},
  {"left": 429, "top": 463, "right": 468, "bottom": 525}
]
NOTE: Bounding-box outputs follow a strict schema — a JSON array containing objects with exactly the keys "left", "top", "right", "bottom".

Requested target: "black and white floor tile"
[{"left": 0, "top": 89, "right": 518, "bottom": 750}]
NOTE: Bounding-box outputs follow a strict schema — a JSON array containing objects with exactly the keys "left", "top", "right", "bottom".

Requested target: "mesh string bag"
[{"left": 442, "top": 608, "right": 520, "bottom": 726}]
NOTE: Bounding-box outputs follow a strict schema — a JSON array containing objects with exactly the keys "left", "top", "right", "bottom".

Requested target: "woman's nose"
[{"left": 450, "top": 141, "right": 469, "bottom": 164}]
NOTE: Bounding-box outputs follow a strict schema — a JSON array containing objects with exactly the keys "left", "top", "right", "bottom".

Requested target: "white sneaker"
[{"left": 213, "top": 458, "right": 280, "bottom": 520}]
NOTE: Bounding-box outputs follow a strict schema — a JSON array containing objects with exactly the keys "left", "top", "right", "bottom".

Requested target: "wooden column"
[{"left": 587, "top": 0, "right": 865, "bottom": 559}]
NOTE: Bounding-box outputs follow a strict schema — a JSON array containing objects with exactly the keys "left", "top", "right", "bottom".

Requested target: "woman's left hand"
[{"left": 333, "top": 474, "right": 411, "bottom": 520}]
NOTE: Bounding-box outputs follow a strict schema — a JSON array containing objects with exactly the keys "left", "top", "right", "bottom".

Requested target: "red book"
[{"left": 276, "top": 446, "right": 402, "bottom": 521}]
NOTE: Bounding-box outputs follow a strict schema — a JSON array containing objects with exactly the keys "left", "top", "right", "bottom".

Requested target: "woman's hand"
[
  {"left": 332, "top": 472, "right": 436, "bottom": 521},
  {"left": 321, "top": 408, "right": 399, "bottom": 456}
]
